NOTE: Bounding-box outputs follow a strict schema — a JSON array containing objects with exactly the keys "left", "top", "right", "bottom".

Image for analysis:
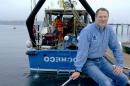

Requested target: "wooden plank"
[{"left": 105, "top": 50, "right": 130, "bottom": 68}]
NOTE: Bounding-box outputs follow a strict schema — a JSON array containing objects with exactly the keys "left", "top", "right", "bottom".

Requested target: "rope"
[
  {"left": 70, "top": 3, "right": 86, "bottom": 27},
  {"left": 67, "top": 1, "right": 86, "bottom": 36}
]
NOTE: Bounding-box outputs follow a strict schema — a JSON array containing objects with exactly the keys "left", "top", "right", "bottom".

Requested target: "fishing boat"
[
  {"left": 26, "top": 0, "right": 130, "bottom": 85},
  {"left": 26, "top": 0, "right": 94, "bottom": 74},
  {"left": 122, "top": 42, "right": 130, "bottom": 54}
]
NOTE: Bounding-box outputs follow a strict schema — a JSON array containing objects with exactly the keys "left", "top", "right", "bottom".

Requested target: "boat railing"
[{"left": 109, "top": 23, "right": 130, "bottom": 36}]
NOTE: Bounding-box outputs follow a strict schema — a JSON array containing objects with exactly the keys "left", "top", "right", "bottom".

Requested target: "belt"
[{"left": 87, "top": 57, "right": 102, "bottom": 61}]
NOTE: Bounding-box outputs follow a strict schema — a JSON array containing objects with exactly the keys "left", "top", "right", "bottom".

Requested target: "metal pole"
[{"left": 61, "top": 77, "right": 72, "bottom": 86}]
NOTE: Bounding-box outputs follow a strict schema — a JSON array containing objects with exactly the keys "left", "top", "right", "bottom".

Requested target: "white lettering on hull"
[{"left": 43, "top": 56, "right": 76, "bottom": 63}]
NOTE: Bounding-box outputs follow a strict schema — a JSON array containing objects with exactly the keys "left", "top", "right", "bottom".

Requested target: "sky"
[{"left": 0, "top": 0, "right": 130, "bottom": 24}]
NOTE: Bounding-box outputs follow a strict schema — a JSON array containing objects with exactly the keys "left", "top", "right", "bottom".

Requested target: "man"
[
  {"left": 71, "top": 8, "right": 128, "bottom": 86},
  {"left": 54, "top": 16, "right": 64, "bottom": 43}
]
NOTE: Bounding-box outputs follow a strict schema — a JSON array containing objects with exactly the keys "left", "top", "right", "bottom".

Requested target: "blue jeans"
[{"left": 82, "top": 57, "right": 128, "bottom": 86}]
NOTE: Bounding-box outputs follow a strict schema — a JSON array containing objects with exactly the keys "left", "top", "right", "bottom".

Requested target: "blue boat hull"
[{"left": 26, "top": 50, "right": 77, "bottom": 73}]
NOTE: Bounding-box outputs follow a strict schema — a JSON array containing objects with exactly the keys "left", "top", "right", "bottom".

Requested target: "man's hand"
[
  {"left": 113, "top": 65, "right": 123, "bottom": 75},
  {"left": 71, "top": 72, "right": 80, "bottom": 80}
]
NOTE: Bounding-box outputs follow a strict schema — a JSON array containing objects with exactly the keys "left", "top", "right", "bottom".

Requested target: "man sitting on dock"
[{"left": 71, "top": 8, "right": 128, "bottom": 86}]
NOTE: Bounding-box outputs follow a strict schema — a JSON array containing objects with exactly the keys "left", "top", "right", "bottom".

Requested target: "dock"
[{"left": 109, "top": 23, "right": 130, "bottom": 35}]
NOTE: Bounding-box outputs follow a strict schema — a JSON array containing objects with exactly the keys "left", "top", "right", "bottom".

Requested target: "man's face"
[{"left": 95, "top": 10, "right": 109, "bottom": 29}]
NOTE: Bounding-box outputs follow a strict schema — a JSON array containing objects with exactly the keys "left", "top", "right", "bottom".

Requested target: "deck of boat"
[
  {"left": 105, "top": 50, "right": 130, "bottom": 68},
  {"left": 105, "top": 49, "right": 130, "bottom": 79},
  {"left": 123, "top": 53, "right": 130, "bottom": 68}
]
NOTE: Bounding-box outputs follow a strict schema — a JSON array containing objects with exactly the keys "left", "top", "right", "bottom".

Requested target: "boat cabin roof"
[{"left": 45, "top": 9, "right": 88, "bottom": 15}]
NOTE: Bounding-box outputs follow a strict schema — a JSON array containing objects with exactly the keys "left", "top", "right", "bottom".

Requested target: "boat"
[
  {"left": 122, "top": 42, "right": 130, "bottom": 54},
  {"left": 26, "top": 0, "right": 95, "bottom": 74},
  {"left": 26, "top": 0, "right": 130, "bottom": 85},
  {"left": 13, "top": 26, "right": 16, "bottom": 29}
]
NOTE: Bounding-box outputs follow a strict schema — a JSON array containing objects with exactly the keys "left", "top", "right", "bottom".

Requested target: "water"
[
  {"left": 0, "top": 25, "right": 29, "bottom": 86},
  {"left": 0, "top": 24, "right": 129, "bottom": 86}
]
